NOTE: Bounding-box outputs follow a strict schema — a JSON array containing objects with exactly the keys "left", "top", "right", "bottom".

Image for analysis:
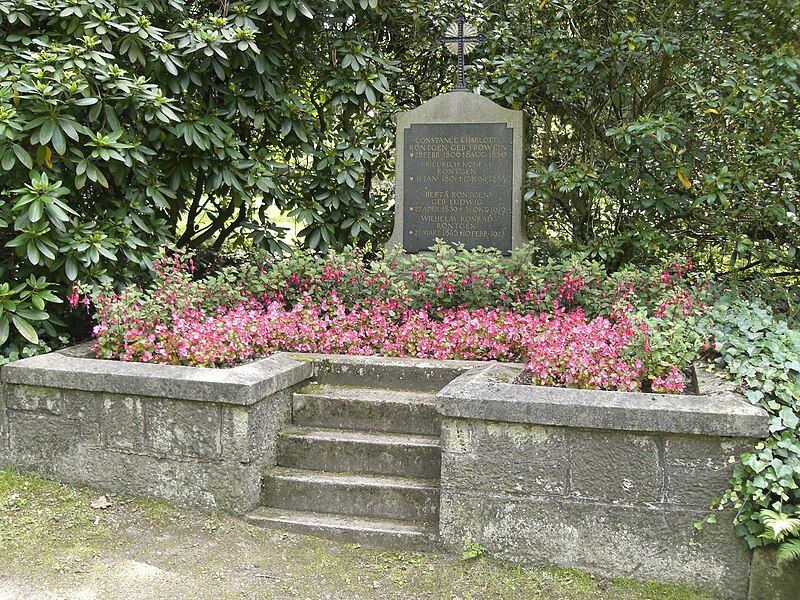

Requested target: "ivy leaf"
[{"left": 779, "top": 406, "right": 799, "bottom": 430}]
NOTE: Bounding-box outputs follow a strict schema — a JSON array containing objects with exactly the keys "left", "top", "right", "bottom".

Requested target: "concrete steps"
[
  {"left": 292, "top": 385, "right": 440, "bottom": 436},
  {"left": 277, "top": 426, "right": 441, "bottom": 478},
  {"left": 244, "top": 506, "right": 439, "bottom": 550},
  {"left": 246, "top": 381, "right": 444, "bottom": 549},
  {"left": 263, "top": 467, "right": 439, "bottom": 523}
]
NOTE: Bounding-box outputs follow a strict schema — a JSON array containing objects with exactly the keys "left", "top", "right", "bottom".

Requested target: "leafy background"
[{"left": 1, "top": 0, "right": 798, "bottom": 355}]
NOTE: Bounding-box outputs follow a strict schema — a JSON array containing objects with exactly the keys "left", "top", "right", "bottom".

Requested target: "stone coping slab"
[
  {"left": 295, "top": 353, "right": 485, "bottom": 374},
  {"left": 0, "top": 345, "right": 312, "bottom": 406},
  {"left": 1, "top": 347, "right": 770, "bottom": 438},
  {"left": 0, "top": 348, "right": 483, "bottom": 405},
  {"left": 436, "top": 363, "right": 769, "bottom": 438}
]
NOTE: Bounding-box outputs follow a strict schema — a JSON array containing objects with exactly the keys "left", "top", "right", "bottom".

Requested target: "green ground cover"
[{"left": 0, "top": 469, "right": 717, "bottom": 600}]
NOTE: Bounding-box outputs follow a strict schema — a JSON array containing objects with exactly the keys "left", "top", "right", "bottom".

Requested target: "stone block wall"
[
  {"left": 0, "top": 349, "right": 311, "bottom": 512},
  {"left": 439, "top": 419, "right": 756, "bottom": 596},
  {"left": 0, "top": 349, "right": 793, "bottom": 599},
  {"left": 436, "top": 363, "right": 773, "bottom": 600}
]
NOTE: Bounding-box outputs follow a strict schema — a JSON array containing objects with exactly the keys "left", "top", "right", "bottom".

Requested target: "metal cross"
[{"left": 437, "top": 14, "right": 485, "bottom": 90}]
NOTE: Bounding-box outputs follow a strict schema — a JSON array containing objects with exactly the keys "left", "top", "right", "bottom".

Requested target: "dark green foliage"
[
  {"left": 0, "top": 0, "right": 457, "bottom": 355},
  {"left": 2, "top": 0, "right": 798, "bottom": 356},
  {"left": 476, "top": 0, "right": 800, "bottom": 272}
]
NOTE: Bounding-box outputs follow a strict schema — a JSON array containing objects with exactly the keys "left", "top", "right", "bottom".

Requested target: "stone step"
[
  {"left": 244, "top": 506, "right": 439, "bottom": 551},
  {"left": 277, "top": 426, "right": 441, "bottom": 479},
  {"left": 292, "top": 385, "right": 439, "bottom": 436},
  {"left": 262, "top": 467, "right": 440, "bottom": 523},
  {"left": 309, "top": 354, "right": 476, "bottom": 392}
]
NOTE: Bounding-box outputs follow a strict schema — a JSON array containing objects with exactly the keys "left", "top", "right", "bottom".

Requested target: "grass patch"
[
  {"left": 0, "top": 469, "right": 112, "bottom": 575},
  {"left": 0, "top": 469, "right": 720, "bottom": 599}
]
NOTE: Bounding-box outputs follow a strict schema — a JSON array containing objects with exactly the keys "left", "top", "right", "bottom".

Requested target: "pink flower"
[
  {"left": 652, "top": 365, "right": 686, "bottom": 393},
  {"left": 68, "top": 285, "right": 80, "bottom": 308}
]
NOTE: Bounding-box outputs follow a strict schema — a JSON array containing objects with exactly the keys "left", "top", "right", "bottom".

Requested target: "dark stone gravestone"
[{"left": 387, "top": 91, "right": 527, "bottom": 253}]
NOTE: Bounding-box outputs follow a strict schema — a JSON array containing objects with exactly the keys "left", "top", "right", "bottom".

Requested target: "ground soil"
[{"left": 0, "top": 469, "right": 717, "bottom": 600}]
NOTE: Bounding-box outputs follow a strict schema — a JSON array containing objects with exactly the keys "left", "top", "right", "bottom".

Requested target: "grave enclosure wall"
[
  {"left": 0, "top": 346, "right": 312, "bottom": 512},
  {"left": 0, "top": 348, "right": 794, "bottom": 599}
]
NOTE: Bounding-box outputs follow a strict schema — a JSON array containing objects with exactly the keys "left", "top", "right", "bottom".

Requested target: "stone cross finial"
[{"left": 436, "top": 14, "right": 486, "bottom": 90}]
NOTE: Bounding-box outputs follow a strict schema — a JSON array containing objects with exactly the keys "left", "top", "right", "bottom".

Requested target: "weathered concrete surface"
[
  {"left": 0, "top": 349, "right": 787, "bottom": 599},
  {"left": 436, "top": 363, "right": 773, "bottom": 599},
  {"left": 748, "top": 546, "right": 800, "bottom": 600},
  {"left": 440, "top": 494, "right": 751, "bottom": 595},
  {"left": 0, "top": 392, "right": 7, "bottom": 468},
  {"left": 245, "top": 506, "right": 440, "bottom": 551},
  {"left": 2, "top": 384, "right": 296, "bottom": 512},
  {"left": 0, "top": 348, "right": 308, "bottom": 512},
  {"left": 1, "top": 347, "right": 311, "bottom": 405},
  {"left": 304, "top": 353, "right": 481, "bottom": 392},
  {"left": 437, "top": 363, "right": 769, "bottom": 437},
  {"left": 277, "top": 426, "right": 441, "bottom": 479},
  {"left": 262, "top": 467, "right": 440, "bottom": 523},
  {"left": 292, "top": 384, "right": 440, "bottom": 435},
  {"left": 255, "top": 376, "right": 447, "bottom": 551}
]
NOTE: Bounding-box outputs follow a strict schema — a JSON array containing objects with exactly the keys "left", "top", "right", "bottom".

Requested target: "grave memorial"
[{"left": 387, "top": 15, "right": 528, "bottom": 253}]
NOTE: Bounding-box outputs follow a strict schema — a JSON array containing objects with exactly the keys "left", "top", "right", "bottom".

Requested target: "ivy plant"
[{"left": 709, "top": 299, "right": 800, "bottom": 562}]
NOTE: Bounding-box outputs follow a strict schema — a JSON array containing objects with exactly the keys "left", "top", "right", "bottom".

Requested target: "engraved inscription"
[{"left": 403, "top": 122, "right": 513, "bottom": 252}]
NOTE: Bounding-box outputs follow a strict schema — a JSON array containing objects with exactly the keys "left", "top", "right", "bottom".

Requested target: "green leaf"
[
  {"left": 11, "top": 314, "right": 38, "bottom": 344},
  {"left": 65, "top": 256, "right": 78, "bottom": 281},
  {"left": 12, "top": 145, "right": 32, "bottom": 169},
  {"left": 296, "top": 1, "right": 314, "bottom": 18},
  {"left": 51, "top": 127, "right": 67, "bottom": 155},
  {"left": 26, "top": 242, "right": 41, "bottom": 265},
  {"left": 39, "top": 120, "right": 55, "bottom": 145},
  {"left": 364, "top": 85, "right": 376, "bottom": 105},
  {"left": 14, "top": 309, "right": 48, "bottom": 321}
]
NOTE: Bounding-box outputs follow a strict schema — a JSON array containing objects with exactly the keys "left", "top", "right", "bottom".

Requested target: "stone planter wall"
[
  {"left": 0, "top": 348, "right": 793, "bottom": 598},
  {"left": 436, "top": 363, "right": 778, "bottom": 600},
  {"left": 0, "top": 345, "right": 311, "bottom": 512}
]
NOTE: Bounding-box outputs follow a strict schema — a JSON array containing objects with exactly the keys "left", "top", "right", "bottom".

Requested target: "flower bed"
[
  {"left": 63, "top": 244, "right": 800, "bottom": 563},
  {"left": 90, "top": 248, "right": 706, "bottom": 394}
]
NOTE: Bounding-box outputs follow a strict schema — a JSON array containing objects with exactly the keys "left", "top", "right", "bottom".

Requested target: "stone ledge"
[
  {"left": 297, "top": 352, "right": 485, "bottom": 373},
  {"left": 436, "top": 363, "right": 769, "bottom": 438},
  {"left": 0, "top": 347, "right": 312, "bottom": 405},
  {"left": 301, "top": 352, "right": 485, "bottom": 391}
]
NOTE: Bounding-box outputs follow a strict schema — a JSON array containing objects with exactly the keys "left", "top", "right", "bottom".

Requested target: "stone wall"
[
  {"left": 0, "top": 349, "right": 792, "bottom": 599},
  {"left": 0, "top": 347, "right": 311, "bottom": 512},
  {"left": 436, "top": 363, "right": 773, "bottom": 600}
]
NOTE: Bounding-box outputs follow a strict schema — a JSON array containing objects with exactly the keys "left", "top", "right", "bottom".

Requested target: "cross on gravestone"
[
  {"left": 386, "top": 13, "right": 528, "bottom": 254},
  {"left": 436, "top": 14, "right": 485, "bottom": 90}
]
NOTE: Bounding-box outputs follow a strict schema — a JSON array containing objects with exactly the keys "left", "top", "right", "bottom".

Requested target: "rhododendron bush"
[{"left": 91, "top": 245, "right": 709, "bottom": 394}]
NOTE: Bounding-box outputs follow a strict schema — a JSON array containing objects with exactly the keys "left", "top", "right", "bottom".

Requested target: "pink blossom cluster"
[
  {"left": 522, "top": 310, "right": 646, "bottom": 391},
  {"left": 650, "top": 365, "right": 687, "bottom": 393},
  {"left": 67, "top": 285, "right": 91, "bottom": 309},
  {"left": 93, "top": 289, "right": 685, "bottom": 393}
]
